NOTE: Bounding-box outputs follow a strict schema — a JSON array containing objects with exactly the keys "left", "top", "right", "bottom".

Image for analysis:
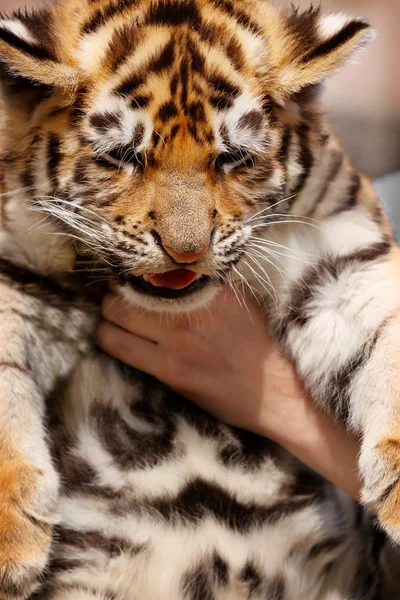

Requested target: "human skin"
[{"left": 96, "top": 287, "right": 362, "bottom": 502}]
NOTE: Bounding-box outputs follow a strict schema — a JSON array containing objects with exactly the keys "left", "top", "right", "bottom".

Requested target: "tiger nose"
[{"left": 163, "top": 245, "right": 208, "bottom": 264}]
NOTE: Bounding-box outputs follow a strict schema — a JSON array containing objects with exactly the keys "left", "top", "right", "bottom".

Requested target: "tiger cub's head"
[{"left": 0, "top": 0, "right": 373, "bottom": 311}]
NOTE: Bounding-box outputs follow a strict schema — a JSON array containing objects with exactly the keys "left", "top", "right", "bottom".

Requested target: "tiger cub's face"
[
  {"left": 0, "top": 0, "right": 372, "bottom": 312},
  {"left": 73, "top": 33, "right": 281, "bottom": 311}
]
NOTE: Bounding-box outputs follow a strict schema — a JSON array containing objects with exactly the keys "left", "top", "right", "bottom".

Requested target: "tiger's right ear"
[{"left": 0, "top": 8, "right": 78, "bottom": 101}]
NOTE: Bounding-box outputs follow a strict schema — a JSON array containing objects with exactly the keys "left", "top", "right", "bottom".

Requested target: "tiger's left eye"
[
  {"left": 215, "top": 151, "right": 255, "bottom": 173},
  {"left": 104, "top": 147, "right": 144, "bottom": 169}
]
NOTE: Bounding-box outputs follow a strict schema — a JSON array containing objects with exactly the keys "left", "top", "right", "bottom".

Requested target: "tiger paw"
[
  {"left": 0, "top": 458, "right": 59, "bottom": 600},
  {"left": 360, "top": 438, "right": 400, "bottom": 543}
]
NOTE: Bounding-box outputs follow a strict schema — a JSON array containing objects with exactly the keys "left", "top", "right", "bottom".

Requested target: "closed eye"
[
  {"left": 215, "top": 150, "right": 256, "bottom": 174},
  {"left": 101, "top": 146, "right": 144, "bottom": 169}
]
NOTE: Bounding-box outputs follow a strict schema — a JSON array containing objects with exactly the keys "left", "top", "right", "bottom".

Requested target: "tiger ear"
[
  {"left": 0, "top": 8, "right": 78, "bottom": 103},
  {"left": 270, "top": 7, "right": 375, "bottom": 100}
]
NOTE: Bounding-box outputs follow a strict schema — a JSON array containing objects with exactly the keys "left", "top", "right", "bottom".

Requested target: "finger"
[
  {"left": 101, "top": 293, "right": 164, "bottom": 343},
  {"left": 96, "top": 320, "right": 164, "bottom": 377}
]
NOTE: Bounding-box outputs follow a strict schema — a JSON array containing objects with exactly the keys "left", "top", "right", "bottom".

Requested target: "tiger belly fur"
[{"left": 0, "top": 0, "right": 400, "bottom": 598}]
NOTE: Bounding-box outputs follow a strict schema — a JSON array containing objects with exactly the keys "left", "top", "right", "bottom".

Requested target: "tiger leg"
[
  {"left": 0, "top": 270, "right": 91, "bottom": 599},
  {"left": 355, "top": 316, "right": 400, "bottom": 542}
]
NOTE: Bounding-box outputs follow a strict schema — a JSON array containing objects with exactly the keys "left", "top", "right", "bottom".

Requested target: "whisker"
[
  {"left": 240, "top": 258, "right": 279, "bottom": 307},
  {"left": 245, "top": 194, "right": 298, "bottom": 223},
  {"left": 231, "top": 266, "right": 262, "bottom": 308},
  {"left": 252, "top": 219, "right": 323, "bottom": 232}
]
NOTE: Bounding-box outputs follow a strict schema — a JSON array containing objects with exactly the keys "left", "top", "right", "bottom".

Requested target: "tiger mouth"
[{"left": 126, "top": 269, "right": 210, "bottom": 299}]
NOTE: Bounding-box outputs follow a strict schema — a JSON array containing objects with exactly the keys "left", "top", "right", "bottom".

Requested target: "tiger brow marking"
[
  {"left": 238, "top": 110, "right": 263, "bottom": 132},
  {"left": 89, "top": 112, "right": 121, "bottom": 132},
  {"left": 115, "top": 72, "right": 146, "bottom": 97},
  {"left": 105, "top": 24, "right": 143, "bottom": 73},
  {"left": 147, "top": 39, "right": 175, "bottom": 74}
]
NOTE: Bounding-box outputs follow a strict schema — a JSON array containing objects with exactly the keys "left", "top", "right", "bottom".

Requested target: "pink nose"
[{"left": 163, "top": 245, "right": 208, "bottom": 264}]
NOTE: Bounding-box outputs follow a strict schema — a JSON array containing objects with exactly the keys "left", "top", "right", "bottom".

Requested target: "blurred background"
[{"left": 0, "top": 0, "right": 399, "bottom": 177}]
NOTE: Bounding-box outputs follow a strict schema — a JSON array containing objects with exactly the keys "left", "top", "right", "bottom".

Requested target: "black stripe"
[
  {"left": 179, "top": 58, "right": 189, "bottom": 107},
  {"left": 0, "top": 361, "right": 29, "bottom": 374},
  {"left": 187, "top": 36, "right": 205, "bottom": 73},
  {"left": 238, "top": 110, "right": 263, "bottom": 133},
  {"left": 182, "top": 566, "right": 215, "bottom": 600},
  {"left": 0, "top": 257, "right": 90, "bottom": 307},
  {"left": 285, "top": 7, "right": 319, "bottom": 58},
  {"left": 0, "top": 26, "right": 57, "bottom": 62},
  {"left": 279, "top": 126, "right": 291, "bottom": 167},
  {"left": 239, "top": 564, "right": 285, "bottom": 599},
  {"left": 32, "top": 584, "right": 117, "bottom": 600},
  {"left": 307, "top": 149, "right": 344, "bottom": 215},
  {"left": 47, "top": 133, "right": 62, "bottom": 187},
  {"left": 157, "top": 100, "right": 179, "bottom": 122},
  {"left": 105, "top": 24, "right": 141, "bottom": 73},
  {"left": 94, "top": 155, "right": 119, "bottom": 170},
  {"left": 187, "top": 100, "right": 206, "bottom": 123},
  {"left": 317, "top": 324, "right": 384, "bottom": 421},
  {"left": 83, "top": 0, "right": 135, "bottom": 34},
  {"left": 89, "top": 111, "right": 121, "bottom": 131},
  {"left": 142, "top": 478, "right": 319, "bottom": 532},
  {"left": 208, "top": 0, "right": 261, "bottom": 35},
  {"left": 307, "top": 537, "right": 346, "bottom": 560},
  {"left": 212, "top": 554, "right": 229, "bottom": 587},
  {"left": 91, "top": 403, "right": 177, "bottom": 470},
  {"left": 0, "top": 307, "right": 80, "bottom": 344},
  {"left": 54, "top": 526, "right": 142, "bottom": 557},
  {"left": 131, "top": 94, "right": 151, "bottom": 109},
  {"left": 301, "top": 21, "right": 370, "bottom": 63},
  {"left": 329, "top": 172, "right": 361, "bottom": 217},
  {"left": 17, "top": 8, "right": 56, "bottom": 57},
  {"left": 148, "top": 39, "right": 175, "bottom": 73},
  {"left": 20, "top": 132, "right": 41, "bottom": 189},
  {"left": 208, "top": 94, "right": 234, "bottom": 110},
  {"left": 145, "top": 0, "right": 201, "bottom": 26},
  {"left": 279, "top": 240, "right": 391, "bottom": 336},
  {"left": 115, "top": 72, "right": 146, "bottom": 97},
  {"left": 208, "top": 75, "right": 240, "bottom": 98},
  {"left": 293, "top": 122, "right": 313, "bottom": 194}
]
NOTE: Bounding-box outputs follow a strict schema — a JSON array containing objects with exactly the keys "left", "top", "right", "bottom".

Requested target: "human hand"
[{"left": 96, "top": 286, "right": 308, "bottom": 445}]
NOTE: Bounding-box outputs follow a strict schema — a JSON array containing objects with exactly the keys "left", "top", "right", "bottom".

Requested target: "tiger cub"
[{"left": 0, "top": 0, "right": 400, "bottom": 598}]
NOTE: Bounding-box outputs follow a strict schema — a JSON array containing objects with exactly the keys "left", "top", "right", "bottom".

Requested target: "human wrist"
[{"left": 261, "top": 392, "right": 362, "bottom": 501}]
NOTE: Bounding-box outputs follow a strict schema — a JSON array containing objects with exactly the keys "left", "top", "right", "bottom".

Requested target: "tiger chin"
[{"left": 2, "top": 0, "right": 400, "bottom": 599}]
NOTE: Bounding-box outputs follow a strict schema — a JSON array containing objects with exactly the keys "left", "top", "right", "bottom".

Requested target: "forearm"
[{"left": 261, "top": 392, "right": 362, "bottom": 501}]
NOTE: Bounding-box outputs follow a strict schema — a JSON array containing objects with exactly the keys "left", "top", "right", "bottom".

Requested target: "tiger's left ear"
[
  {"left": 269, "top": 7, "right": 375, "bottom": 100},
  {"left": 0, "top": 7, "right": 78, "bottom": 101}
]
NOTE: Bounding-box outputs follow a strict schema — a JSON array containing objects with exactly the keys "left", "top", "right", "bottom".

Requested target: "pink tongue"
[{"left": 147, "top": 269, "right": 198, "bottom": 290}]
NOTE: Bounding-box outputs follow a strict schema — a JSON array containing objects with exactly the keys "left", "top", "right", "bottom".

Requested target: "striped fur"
[{"left": 0, "top": 0, "right": 399, "bottom": 598}]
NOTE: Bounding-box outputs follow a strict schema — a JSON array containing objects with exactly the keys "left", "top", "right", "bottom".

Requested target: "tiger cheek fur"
[{"left": 1, "top": 0, "right": 400, "bottom": 599}]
